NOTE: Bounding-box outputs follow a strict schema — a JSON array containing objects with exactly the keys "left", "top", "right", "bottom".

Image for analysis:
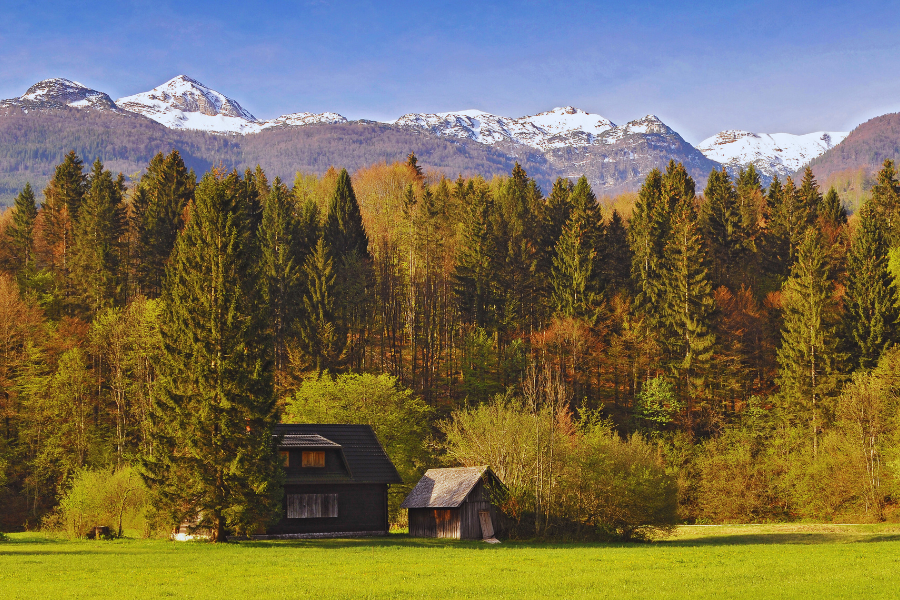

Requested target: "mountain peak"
[{"left": 0, "top": 78, "right": 118, "bottom": 112}]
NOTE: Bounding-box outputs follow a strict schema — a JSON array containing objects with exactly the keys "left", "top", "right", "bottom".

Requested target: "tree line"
[{"left": 1, "top": 149, "right": 900, "bottom": 537}]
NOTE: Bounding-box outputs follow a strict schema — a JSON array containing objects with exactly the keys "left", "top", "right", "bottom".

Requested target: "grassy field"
[{"left": 2, "top": 524, "right": 900, "bottom": 599}]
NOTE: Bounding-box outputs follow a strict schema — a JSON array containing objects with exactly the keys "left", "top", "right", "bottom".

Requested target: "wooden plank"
[{"left": 479, "top": 511, "right": 494, "bottom": 538}]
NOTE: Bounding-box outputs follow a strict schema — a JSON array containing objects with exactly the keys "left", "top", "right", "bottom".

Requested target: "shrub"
[{"left": 45, "top": 466, "right": 148, "bottom": 538}]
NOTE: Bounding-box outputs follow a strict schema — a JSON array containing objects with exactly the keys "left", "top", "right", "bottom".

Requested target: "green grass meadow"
[{"left": 3, "top": 525, "right": 900, "bottom": 599}]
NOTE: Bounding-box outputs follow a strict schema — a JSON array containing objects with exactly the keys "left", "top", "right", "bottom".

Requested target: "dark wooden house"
[
  {"left": 401, "top": 466, "right": 503, "bottom": 539},
  {"left": 265, "top": 424, "right": 402, "bottom": 538}
]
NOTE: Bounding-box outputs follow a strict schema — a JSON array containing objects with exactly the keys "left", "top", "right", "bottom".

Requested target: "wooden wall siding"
[
  {"left": 271, "top": 483, "right": 388, "bottom": 535},
  {"left": 286, "top": 494, "right": 338, "bottom": 519},
  {"left": 407, "top": 480, "right": 502, "bottom": 539}
]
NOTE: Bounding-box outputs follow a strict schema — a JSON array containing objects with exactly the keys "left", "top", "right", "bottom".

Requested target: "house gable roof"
[
  {"left": 274, "top": 424, "right": 402, "bottom": 485},
  {"left": 400, "top": 466, "right": 496, "bottom": 508}
]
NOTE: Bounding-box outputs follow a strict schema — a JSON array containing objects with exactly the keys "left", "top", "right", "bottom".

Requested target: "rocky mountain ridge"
[{"left": 0, "top": 75, "right": 865, "bottom": 196}]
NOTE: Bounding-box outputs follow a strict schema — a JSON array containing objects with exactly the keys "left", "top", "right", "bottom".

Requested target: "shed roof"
[
  {"left": 400, "top": 466, "right": 495, "bottom": 509},
  {"left": 274, "top": 424, "right": 403, "bottom": 485}
]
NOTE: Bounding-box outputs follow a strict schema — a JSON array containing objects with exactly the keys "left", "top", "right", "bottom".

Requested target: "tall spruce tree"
[
  {"left": 845, "top": 202, "right": 898, "bottom": 370},
  {"left": 664, "top": 201, "right": 716, "bottom": 402},
  {"left": 550, "top": 215, "right": 596, "bottom": 320},
  {"left": 144, "top": 171, "right": 279, "bottom": 542},
  {"left": 41, "top": 151, "right": 87, "bottom": 307},
  {"left": 132, "top": 151, "right": 195, "bottom": 298},
  {"left": 777, "top": 227, "right": 844, "bottom": 457},
  {"left": 6, "top": 183, "right": 38, "bottom": 274},
  {"left": 630, "top": 168, "right": 670, "bottom": 332},
  {"left": 603, "top": 209, "right": 632, "bottom": 296},
  {"left": 454, "top": 180, "right": 498, "bottom": 328},
  {"left": 796, "top": 167, "right": 823, "bottom": 226},
  {"left": 297, "top": 238, "right": 344, "bottom": 374},
  {"left": 569, "top": 175, "right": 606, "bottom": 294},
  {"left": 700, "top": 168, "right": 747, "bottom": 289},
  {"left": 869, "top": 159, "right": 900, "bottom": 246},
  {"left": 71, "top": 160, "right": 127, "bottom": 316},
  {"left": 258, "top": 178, "right": 302, "bottom": 385},
  {"left": 821, "top": 186, "right": 848, "bottom": 228}
]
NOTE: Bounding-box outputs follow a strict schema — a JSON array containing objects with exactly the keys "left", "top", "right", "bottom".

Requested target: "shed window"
[
  {"left": 302, "top": 451, "right": 325, "bottom": 467},
  {"left": 286, "top": 494, "right": 338, "bottom": 518},
  {"left": 279, "top": 450, "right": 290, "bottom": 467}
]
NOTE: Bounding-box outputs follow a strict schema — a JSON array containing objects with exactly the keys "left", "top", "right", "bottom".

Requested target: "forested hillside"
[
  {"left": 1, "top": 151, "right": 900, "bottom": 539},
  {"left": 0, "top": 108, "right": 552, "bottom": 207}
]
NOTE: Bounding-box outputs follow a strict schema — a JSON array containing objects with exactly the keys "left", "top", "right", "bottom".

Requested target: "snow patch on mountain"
[
  {"left": 391, "top": 106, "right": 616, "bottom": 150},
  {"left": 260, "top": 112, "right": 348, "bottom": 129},
  {"left": 698, "top": 130, "right": 849, "bottom": 178}
]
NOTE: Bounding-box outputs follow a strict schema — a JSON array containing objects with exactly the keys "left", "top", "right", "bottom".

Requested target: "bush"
[
  {"left": 44, "top": 466, "right": 149, "bottom": 538},
  {"left": 441, "top": 393, "right": 678, "bottom": 541}
]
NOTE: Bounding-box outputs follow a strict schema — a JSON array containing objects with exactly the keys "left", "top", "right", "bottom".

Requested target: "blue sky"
[{"left": 1, "top": 0, "right": 897, "bottom": 143}]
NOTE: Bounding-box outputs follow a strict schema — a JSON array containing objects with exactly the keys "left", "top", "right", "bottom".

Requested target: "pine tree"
[
  {"left": 71, "top": 160, "right": 127, "bottom": 316},
  {"left": 869, "top": 159, "right": 900, "bottom": 246},
  {"left": 845, "top": 202, "right": 898, "bottom": 370},
  {"left": 821, "top": 186, "right": 848, "bottom": 227},
  {"left": 796, "top": 167, "right": 822, "bottom": 226},
  {"left": 323, "top": 168, "right": 370, "bottom": 262},
  {"left": 569, "top": 175, "right": 606, "bottom": 294},
  {"left": 297, "top": 238, "right": 344, "bottom": 374},
  {"left": 144, "top": 171, "right": 279, "bottom": 542},
  {"left": 6, "top": 183, "right": 38, "bottom": 274},
  {"left": 258, "top": 178, "right": 302, "bottom": 386},
  {"left": 777, "top": 227, "right": 844, "bottom": 457},
  {"left": 40, "top": 151, "right": 87, "bottom": 306},
  {"left": 539, "top": 177, "right": 573, "bottom": 279},
  {"left": 453, "top": 180, "right": 498, "bottom": 328},
  {"left": 603, "top": 209, "right": 632, "bottom": 296},
  {"left": 630, "top": 168, "right": 670, "bottom": 332},
  {"left": 550, "top": 215, "right": 596, "bottom": 319},
  {"left": 664, "top": 202, "right": 716, "bottom": 401},
  {"left": 132, "top": 151, "right": 195, "bottom": 298},
  {"left": 700, "top": 168, "right": 747, "bottom": 289}
]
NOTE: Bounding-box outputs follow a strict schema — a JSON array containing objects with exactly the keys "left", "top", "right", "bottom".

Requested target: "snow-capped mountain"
[
  {"left": 698, "top": 130, "right": 849, "bottom": 179},
  {"left": 391, "top": 106, "right": 615, "bottom": 151},
  {"left": 115, "top": 75, "right": 348, "bottom": 134},
  {"left": 0, "top": 78, "right": 119, "bottom": 112},
  {"left": 115, "top": 75, "right": 263, "bottom": 133}
]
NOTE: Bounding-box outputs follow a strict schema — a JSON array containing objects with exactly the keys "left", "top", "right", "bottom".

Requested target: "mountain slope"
[
  {"left": 808, "top": 113, "right": 900, "bottom": 181},
  {"left": 699, "top": 129, "right": 847, "bottom": 182}
]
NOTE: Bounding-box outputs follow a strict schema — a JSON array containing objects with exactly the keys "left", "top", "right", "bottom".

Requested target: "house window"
[
  {"left": 279, "top": 450, "right": 290, "bottom": 467},
  {"left": 286, "top": 494, "right": 338, "bottom": 518},
  {"left": 302, "top": 451, "right": 325, "bottom": 467}
]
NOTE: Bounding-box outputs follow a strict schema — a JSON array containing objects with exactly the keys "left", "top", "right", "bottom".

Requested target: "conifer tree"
[
  {"left": 630, "top": 168, "right": 670, "bottom": 332},
  {"left": 40, "top": 151, "right": 87, "bottom": 305},
  {"left": 796, "top": 167, "right": 823, "bottom": 226},
  {"left": 539, "top": 177, "right": 573, "bottom": 277},
  {"left": 258, "top": 178, "right": 302, "bottom": 385},
  {"left": 550, "top": 215, "right": 596, "bottom": 320},
  {"left": 144, "top": 171, "right": 279, "bottom": 542},
  {"left": 6, "top": 183, "right": 38, "bottom": 274},
  {"left": 821, "top": 187, "right": 848, "bottom": 228},
  {"left": 71, "top": 160, "right": 127, "bottom": 315},
  {"left": 132, "top": 151, "right": 195, "bottom": 298},
  {"left": 869, "top": 159, "right": 900, "bottom": 246},
  {"left": 569, "top": 175, "right": 606, "bottom": 293},
  {"left": 845, "top": 202, "right": 898, "bottom": 370},
  {"left": 297, "top": 239, "right": 344, "bottom": 374},
  {"left": 777, "top": 227, "right": 844, "bottom": 456},
  {"left": 700, "top": 168, "right": 747, "bottom": 289},
  {"left": 323, "top": 169, "right": 370, "bottom": 262},
  {"left": 454, "top": 180, "right": 498, "bottom": 328},
  {"left": 603, "top": 209, "right": 632, "bottom": 296},
  {"left": 664, "top": 202, "right": 716, "bottom": 401}
]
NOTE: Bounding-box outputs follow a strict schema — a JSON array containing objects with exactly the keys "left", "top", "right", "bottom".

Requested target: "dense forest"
[{"left": 1, "top": 148, "right": 900, "bottom": 540}]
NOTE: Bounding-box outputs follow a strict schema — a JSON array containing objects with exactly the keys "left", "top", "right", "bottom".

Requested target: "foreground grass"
[{"left": 3, "top": 524, "right": 900, "bottom": 599}]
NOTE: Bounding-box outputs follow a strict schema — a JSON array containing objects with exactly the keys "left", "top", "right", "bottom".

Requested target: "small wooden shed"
[{"left": 401, "top": 466, "right": 503, "bottom": 539}]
